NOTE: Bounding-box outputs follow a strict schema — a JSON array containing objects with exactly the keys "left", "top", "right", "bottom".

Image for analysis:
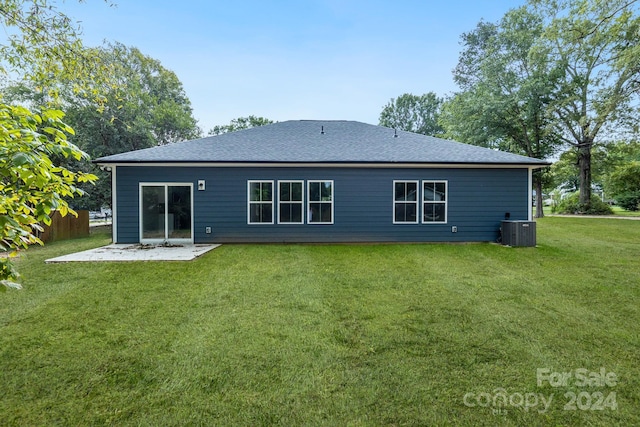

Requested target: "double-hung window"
[
  {"left": 393, "top": 181, "right": 418, "bottom": 223},
  {"left": 278, "top": 181, "right": 304, "bottom": 224},
  {"left": 308, "top": 180, "right": 333, "bottom": 224},
  {"left": 248, "top": 180, "right": 274, "bottom": 224},
  {"left": 422, "top": 180, "right": 447, "bottom": 223}
]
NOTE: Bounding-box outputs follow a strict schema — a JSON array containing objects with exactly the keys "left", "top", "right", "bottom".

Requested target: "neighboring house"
[{"left": 95, "top": 120, "right": 549, "bottom": 244}]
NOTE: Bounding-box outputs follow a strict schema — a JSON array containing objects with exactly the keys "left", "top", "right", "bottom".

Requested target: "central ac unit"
[{"left": 501, "top": 220, "right": 536, "bottom": 247}]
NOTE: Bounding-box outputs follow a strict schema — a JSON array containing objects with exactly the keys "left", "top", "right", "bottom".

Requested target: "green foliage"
[
  {"left": 449, "top": 0, "right": 640, "bottom": 209},
  {"left": 601, "top": 141, "right": 640, "bottom": 202},
  {"left": 608, "top": 161, "right": 640, "bottom": 211},
  {"left": 548, "top": 146, "right": 609, "bottom": 192},
  {"left": 445, "top": 7, "right": 560, "bottom": 158},
  {"left": 552, "top": 192, "right": 613, "bottom": 215},
  {"left": 549, "top": 141, "right": 640, "bottom": 209},
  {"left": 445, "top": 7, "right": 561, "bottom": 217},
  {"left": 58, "top": 43, "right": 202, "bottom": 209},
  {"left": 0, "top": 1, "right": 115, "bottom": 288},
  {"left": 615, "top": 192, "right": 640, "bottom": 211},
  {"left": 208, "top": 115, "right": 273, "bottom": 136},
  {"left": 546, "top": 141, "right": 640, "bottom": 210},
  {"left": 529, "top": 0, "right": 640, "bottom": 206},
  {"left": 378, "top": 92, "right": 444, "bottom": 136},
  {"left": 64, "top": 43, "right": 201, "bottom": 153},
  {"left": 0, "top": 1, "right": 114, "bottom": 105},
  {"left": 0, "top": 103, "right": 96, "bottom": 286},
  {"left": 548, "top": 150, "right": 580, "bottom": 192},
  {"left": 440, "top": 90, "right": 503, "bottom": 149},
  {"left": 0, "top": 261, "right": 21, "bottom": 291}
]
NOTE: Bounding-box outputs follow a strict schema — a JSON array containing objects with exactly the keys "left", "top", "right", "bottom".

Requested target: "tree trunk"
[
  {"left": 535, "top": 178, "right": 544, "bottom": 218},
  {"left": 577, "top": 142, "right": 592, "bottom": 208}
]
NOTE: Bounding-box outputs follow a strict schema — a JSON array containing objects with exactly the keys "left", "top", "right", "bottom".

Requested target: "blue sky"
[{"left": 61, "top": 0, "right": 525, "bottom": 133}]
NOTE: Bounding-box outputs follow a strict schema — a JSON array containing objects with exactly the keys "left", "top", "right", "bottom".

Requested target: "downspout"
[
  {"left": 528, "top": 167, "right": 533, "bottom": 222},
  {"left": 111, "top": 165, "right": 118, "bottom": 243}
]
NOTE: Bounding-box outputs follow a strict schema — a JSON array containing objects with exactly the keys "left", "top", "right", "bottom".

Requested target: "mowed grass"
[
  {"left": 542, "top": 205, "right": 640, "bottom": 217},
  {"left": 611, "top": 206, "right": 640, "bottom": 217},
  {"left": 1, "top": 219, "right": 639, "bottom": 426}
]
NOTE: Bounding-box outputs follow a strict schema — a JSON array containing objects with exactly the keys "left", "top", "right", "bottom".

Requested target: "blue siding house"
[{"left": 95, "top": 120, "right": 549, "bottom": 244}]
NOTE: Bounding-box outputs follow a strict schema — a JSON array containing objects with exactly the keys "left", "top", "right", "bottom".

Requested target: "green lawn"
[
  {"left": 542, "top": 205, "right": 640, "bottom": 217},
  {"left": 610, "top": 206, "right": 640, "bottom": 217},
  {"left": 1, "top": 219, "right": 639, "bottom": 426}
]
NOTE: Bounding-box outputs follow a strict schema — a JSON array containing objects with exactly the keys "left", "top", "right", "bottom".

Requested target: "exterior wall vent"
[{"left": 501, "top": 220, "right": 536, "bottom": 247}]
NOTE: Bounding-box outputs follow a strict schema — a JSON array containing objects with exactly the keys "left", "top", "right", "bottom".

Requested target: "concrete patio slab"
[{"left": 45, "top": 243, "right": 220, "bottom": 263}]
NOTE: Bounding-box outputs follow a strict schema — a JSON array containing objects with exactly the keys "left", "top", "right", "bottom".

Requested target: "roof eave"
[{"left": 93, "top": 159, "right": 551, "bottom": 168}]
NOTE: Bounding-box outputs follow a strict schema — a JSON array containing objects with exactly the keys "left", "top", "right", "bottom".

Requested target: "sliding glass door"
[{"left": 140, "top": 184, "right": 193, "bottom": 243}]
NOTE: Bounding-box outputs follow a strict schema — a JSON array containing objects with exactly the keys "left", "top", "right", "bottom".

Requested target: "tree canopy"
[
  {"left": 0, "top": 0, "right": 114, "bottom": 103},
  {"left": 208, "top": 116, "right": 273, "bottom": 136},
  {"left": 442, "top": 7, "right": 561, "bottom": 217},
  {"left": 608, "top": 162, "right": 640, "bottom": 210},
  {"left": 600, "top": 141, "right": 640, "bottom": 209},
  {"left": 0, "top": 1, "right": 110, "bottom": 288},
  {"left": 529, "top": 0, "right": 640, "bottom": 207},
  {"left": 58, "top": 43, "right": 201, "bottom": 209},
  {"left": 444, "top": 0, "right": 640, "bottom": 214},
  {"left": 63, "top": 43, "right": 201, "bottom": 154},
  {"left": 379, "top": 92, "right": 444, "bottom": 136}
]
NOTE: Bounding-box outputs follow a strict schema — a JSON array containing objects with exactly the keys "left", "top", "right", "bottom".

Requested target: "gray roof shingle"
[{"left": 95, "top": 120, "right": 550, "bottom": 166}]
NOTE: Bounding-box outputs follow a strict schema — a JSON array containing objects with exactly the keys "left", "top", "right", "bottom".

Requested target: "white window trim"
[
  {"left": 422, "top": 180, "right": 448, "bottom": 224},
  {"left": 392, "top": 180, "right": 419, "bottom": 224},
  {"left": 277, "top": 180, "right": 305, "bottom": 225},
  {"left": 247, "top": 180, "right": 275, "bottom": 224},
  {"left": 139, "top": 182, "right": 194, "bottom": 244},
  {"left": 307, "top": 180, "right": 334, "bottom": 225}
]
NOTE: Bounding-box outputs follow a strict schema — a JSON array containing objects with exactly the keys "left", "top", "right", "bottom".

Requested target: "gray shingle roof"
[{"left": 95, "top": 120, "right": 550, "bottom": 166}]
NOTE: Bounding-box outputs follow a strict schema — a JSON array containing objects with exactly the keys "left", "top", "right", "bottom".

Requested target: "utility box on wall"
[{"left": 501, "top": 220, "right": 536, "bottom": 247}]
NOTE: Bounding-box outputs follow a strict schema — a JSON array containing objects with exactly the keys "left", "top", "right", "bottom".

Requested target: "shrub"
[
  {"left": 615, "top": 192, "right": 640, "bottom": 211},
  {"left": 553, "top": 192, "right": 613, "bottom": 215},
  {"left": 609, "top": 162, "right": 640, "bottom": 212}
]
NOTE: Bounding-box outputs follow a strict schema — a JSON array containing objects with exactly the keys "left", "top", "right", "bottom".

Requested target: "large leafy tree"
[
  {"left": 440, "top": 91, "right": 504, "bottom": 150},
  {"left": 608, "top": 161, "right": 640, "bottom": 210},
  {"left": 442, "top": 7, "right": 560, "bottom": 217},
  {"left": 529, "top": 0, "right": 640, "bottom": 208},
  {"left": 550, "top": 140, "right": 640, "bottom": 186},
  {"left": 57, "top": 42, "right": 201, "bottom": 155},
  {"left": 208, "top": 116, "right": 273, "bottom": 136},
  {"left": 379, "top": 92, "right": 444, "bottom": 136},
  {"left": 0, "top": 1, "right": 106, "bottom": 289},
  {"left": 548, "top": 146, "right": 607, "bottom": 193},
  {"left": 0, "top": 0, "right": 109, "bottom": 93},
  {"left": 60, "top": 43, "right": 201, "bottom": 209},
  {"left": 1, "top": 43, "right": 203, "bottom": 210},
  {"left": 601, "top": 140, "right": 640, "bottom": 209}
]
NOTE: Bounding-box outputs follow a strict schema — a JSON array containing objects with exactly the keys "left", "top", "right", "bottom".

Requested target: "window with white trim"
[
  {"left": 308, "top": 180, "right": 333, "bottom": 224},
  {"left": 248, "top": 180, "right": 274, "bottom": 224},
  {"left": 278, "top": 181, "right": 304, "bottom": 224},
  {"left": 422, "top": 180, "right": 447, "bottom": 223},
  {"left": 393, "top": 181, "right": 418, "bottom": 223}
]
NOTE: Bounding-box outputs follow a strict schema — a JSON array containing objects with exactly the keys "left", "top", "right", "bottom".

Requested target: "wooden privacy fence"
[{"left": 39, "top": 210, "right": 90, "bottom": 243}]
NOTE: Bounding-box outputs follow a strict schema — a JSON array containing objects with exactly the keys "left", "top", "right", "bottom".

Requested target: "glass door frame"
[{"left": 139, "top": 182, "right": 194, "bottom": 244}]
